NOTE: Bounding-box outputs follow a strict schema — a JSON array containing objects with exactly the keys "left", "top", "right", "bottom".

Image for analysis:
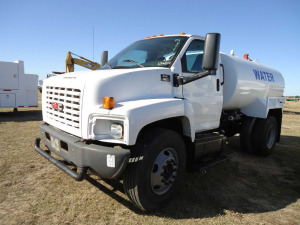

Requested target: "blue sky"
[{"left": 0, "top": 0, "right": 299, "bottom": 96}]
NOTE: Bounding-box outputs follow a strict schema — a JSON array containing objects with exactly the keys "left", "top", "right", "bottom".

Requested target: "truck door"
[{"left": 181, "top": 39, "right": 223, "bottom": 132}]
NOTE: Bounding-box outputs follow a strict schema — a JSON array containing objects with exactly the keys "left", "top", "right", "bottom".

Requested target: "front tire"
[{"left": 123, "top": 128, "right": 186, "bottom": 211}]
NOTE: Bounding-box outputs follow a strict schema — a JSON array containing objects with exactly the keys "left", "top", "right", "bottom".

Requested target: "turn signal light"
[{"left": 103, "top": 97, "right": 114, "bottom": 109}]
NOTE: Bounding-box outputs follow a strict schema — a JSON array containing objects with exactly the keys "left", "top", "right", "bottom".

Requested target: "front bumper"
[{"left": 35, "top": 124, "right": 130, "bottom": 180}]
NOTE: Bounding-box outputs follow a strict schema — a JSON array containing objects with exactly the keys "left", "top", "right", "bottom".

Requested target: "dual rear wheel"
[{"left": 240, "top": 116, "right": 278, "bottom": 156}]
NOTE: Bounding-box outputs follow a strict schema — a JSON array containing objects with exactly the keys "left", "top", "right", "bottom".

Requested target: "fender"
[
  {"left": 241, "top": 97, "right": 285, "bottom": 118},
  {"left": 111, "top": 98, "right": 193, "bottom": 145}
]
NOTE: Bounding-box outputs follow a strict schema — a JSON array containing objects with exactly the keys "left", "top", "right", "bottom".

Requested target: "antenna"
[{"left": 93, "top": 27, "right": 94, "bottom": 61}]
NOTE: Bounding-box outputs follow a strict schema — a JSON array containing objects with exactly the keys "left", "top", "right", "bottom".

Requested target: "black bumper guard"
[{"left": 35, "top": 138, "right": 88, "bottom": 181}]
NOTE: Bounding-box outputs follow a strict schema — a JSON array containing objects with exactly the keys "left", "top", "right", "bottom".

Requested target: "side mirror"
[
  {"left": 202, "top": 33, "right": 221, "bottom": 71},
  {"left": 101, "top": 51, "right": 108, "bottom": 67}
]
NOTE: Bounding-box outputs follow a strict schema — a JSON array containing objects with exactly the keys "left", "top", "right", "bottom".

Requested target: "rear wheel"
[
  {"left": 240, "top": 118, "right": 256, "bottom": 153},
  {"left": 123, "top": 128, "right": 186, "bottom": 211},
  {"left": 252, "top": 116, "right": 278, "bottom": 156}
]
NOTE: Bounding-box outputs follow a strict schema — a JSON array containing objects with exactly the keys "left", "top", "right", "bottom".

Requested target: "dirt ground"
[{"left": 0, "top": 95, "right": 299, "bottom": 225}]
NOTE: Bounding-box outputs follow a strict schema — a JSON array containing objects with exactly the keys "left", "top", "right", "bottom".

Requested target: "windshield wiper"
[{"left": 123, "top": 59, "right": 144, "bottom": 68}]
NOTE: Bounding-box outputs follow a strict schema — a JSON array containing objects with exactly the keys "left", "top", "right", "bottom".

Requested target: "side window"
[{"left": 181, "top": 40, "right": 204, "bottom": 73}]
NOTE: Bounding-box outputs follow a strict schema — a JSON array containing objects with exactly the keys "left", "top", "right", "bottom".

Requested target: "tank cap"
[{"left": 244, "top": 54, "right": 252, "bottom": 61}]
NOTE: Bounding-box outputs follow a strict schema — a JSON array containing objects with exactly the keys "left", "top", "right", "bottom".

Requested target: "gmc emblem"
[{"left": 51, "top": 102, "right": 64, "bottom": 111}]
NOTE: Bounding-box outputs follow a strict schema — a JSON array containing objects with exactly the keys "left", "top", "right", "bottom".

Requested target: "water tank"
[{"left": 220, "top": 53, "right": 285, "bottom": 110}]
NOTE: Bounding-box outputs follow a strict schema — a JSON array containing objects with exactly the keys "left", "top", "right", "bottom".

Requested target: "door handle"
[{"left": 220, "top": 64, "right": 225, "bottom": 85}]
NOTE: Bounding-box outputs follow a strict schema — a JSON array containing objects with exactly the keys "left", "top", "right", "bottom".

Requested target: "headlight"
[{"left": 111, "top": 123, "right": 123, "bottom": 139}]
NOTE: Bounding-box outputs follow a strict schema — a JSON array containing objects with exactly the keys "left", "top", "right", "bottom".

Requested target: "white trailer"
[
  {"left": 35, "top": 33, "right": 285, "bottom": 211},
  {"left": 0, "top": 60, "right": 38, "bottom": 110}
]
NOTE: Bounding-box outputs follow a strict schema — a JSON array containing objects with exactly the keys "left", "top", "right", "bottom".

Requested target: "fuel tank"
[{"left": 220, "top": 53, "right": 285, "bottom": 110}]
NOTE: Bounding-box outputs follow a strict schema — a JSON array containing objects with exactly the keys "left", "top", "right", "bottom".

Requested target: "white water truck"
[{"left": 35, "top": 33, "right": 285, "bottom": 210}]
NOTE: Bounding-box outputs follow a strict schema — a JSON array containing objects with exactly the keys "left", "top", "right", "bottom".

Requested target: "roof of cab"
[{"left": 141, "top": 33, "right": 205, "bottom": 40}]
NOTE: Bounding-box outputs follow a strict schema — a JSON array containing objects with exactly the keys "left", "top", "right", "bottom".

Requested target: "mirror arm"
[{"left": 177, "top": 70, "right": 216, "bottom": 85}]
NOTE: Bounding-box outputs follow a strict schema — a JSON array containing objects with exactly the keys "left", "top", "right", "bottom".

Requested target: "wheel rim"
[
  {"left": 151, "top": 148, "right": 178, "bottom": 195},
  {"left": 266, "top": 125, "right": 276, "bottom": 149}
]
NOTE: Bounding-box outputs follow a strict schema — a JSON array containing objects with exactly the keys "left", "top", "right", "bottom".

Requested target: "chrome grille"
[{"left": 45, "top": 86, "right": 81, "bottom": 129}]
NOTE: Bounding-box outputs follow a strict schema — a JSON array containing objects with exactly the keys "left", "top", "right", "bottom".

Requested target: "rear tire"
[
  {"left": 252, "top": 116, "right": 278, "bottom": 156},
  {"left": 240, "top": 118, "right": 256, "bottom": 153},
  {"left": 123, "top": 128, "right": 186, "bottom": 211}
]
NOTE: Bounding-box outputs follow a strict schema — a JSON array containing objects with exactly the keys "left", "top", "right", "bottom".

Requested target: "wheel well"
[
  {"left": 136, "top": 117, "right": 196, "bottom": 173},
  {"left": 138, "top": 117, "right": 184, "bottom": 138},
  {"left": 268, "top": 108, "right": 282, "bottom": 142}
]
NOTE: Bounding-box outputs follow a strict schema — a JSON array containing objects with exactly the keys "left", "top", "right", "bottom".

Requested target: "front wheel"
[{"left": 123, "top": 128, "right": 186, "bottom": 211}]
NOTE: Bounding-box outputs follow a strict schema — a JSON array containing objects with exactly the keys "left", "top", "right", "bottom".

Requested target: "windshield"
[{"left": 102, "top": 36, "right": 188, "bottom": 69}]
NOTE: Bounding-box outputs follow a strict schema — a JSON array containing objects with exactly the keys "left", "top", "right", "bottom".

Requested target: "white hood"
[
  {"left": 42, "top": 67, "right": 175, "bottom": 137},
  {"left": 44, "top": 67, "right": 174, "bottom": 105}
]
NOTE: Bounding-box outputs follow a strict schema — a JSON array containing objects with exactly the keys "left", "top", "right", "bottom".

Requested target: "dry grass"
[{"left": 0, "top": 94, "right": 299, "bottom": 224}]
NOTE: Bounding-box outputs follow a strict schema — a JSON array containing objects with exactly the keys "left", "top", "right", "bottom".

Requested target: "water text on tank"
[{"left": 253, "top": 69, "right": 275, "bottom": 82}]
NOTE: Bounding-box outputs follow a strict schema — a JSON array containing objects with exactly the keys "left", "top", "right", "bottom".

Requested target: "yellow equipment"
[{"left": 65, "top": 51, "right": 101, "bottom": 73}]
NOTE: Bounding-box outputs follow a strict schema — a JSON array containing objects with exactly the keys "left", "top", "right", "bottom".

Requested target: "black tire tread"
[
  {"left": 123, "top": 128, "right": 162, "bottom": 210},
  {"left": 240, "top": 118, "right": 255, "bottom": 154}
]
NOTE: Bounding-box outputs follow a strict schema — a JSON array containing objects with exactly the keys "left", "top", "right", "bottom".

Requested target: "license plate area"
[
  {"left": 46, "top": 133, "right": 69, "bottom": 152},
  {"left": 50, "top": 136, "right": 61, "bottom": 152}
]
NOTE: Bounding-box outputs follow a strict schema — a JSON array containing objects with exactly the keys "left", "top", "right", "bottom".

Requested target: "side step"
[
  {"left": 198, "top": 155, "right": 229, "bottom": 174},
  {"left": 194, "top": 133, "right": 225, "bottom": 158}
]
